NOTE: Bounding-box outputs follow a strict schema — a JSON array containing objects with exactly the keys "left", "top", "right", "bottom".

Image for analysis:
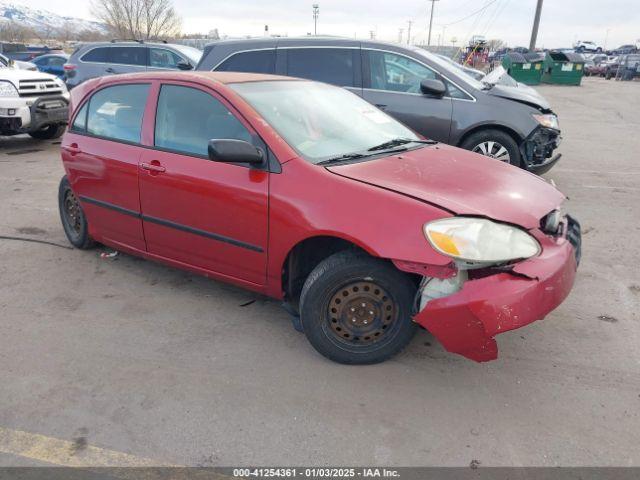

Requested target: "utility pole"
[
  {"left": 427, "top": 0, "right": 440, "bottom": 46},
  {"left": 407, "top": 20, "right": 413, "bottom": 45},
  {"left": 529, "top": 0, "right": 543, "bottom": 50},
  {"left": 398, "top": 28, "right": 404, "bottom": 44},
  {"left": 312, "top": 4, "right": 319, "bottom": 36}
]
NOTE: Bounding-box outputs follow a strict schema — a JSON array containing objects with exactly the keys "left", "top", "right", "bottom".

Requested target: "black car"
[
  {"left": 608, "top": 45, "right": 638, "bottom": 56},
  {"left": 196, "top": 37, "right": 562, "bottom": 174}
]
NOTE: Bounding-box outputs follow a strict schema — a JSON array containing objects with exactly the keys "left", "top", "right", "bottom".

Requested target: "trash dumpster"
[
  {"left": 502, "top": 52, "right": 544, "bottom": 85},
  {"left": 542, "top": 51, "right": 585, "bottom": 85}
]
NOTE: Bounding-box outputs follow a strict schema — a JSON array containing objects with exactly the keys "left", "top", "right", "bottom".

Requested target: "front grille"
[{"left": 18, "top": 78, "right": 63, "bottom": 98}]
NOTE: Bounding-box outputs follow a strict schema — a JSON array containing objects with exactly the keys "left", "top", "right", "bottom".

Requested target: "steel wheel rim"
[
  {"left": 472, "top": 141, "right": 511, "bottom": 162},
  {"left": 64, "top": 189, "right": 82, "bottom": 235},
  {"left": 327, "top": 281, "right": 397, "bottom": 346}
]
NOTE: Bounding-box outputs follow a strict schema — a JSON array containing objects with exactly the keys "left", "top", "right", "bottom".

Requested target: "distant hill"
[{"left": 0, "top": 1, "right": 107, "bottom": 36}]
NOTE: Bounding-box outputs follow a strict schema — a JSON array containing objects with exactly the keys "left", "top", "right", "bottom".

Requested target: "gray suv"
[
  {"left": 64, "top": 40, "right": 202, "bottom": 89},
  {"left": 197, "top": 38, "right": 561, "bottom": 173}
]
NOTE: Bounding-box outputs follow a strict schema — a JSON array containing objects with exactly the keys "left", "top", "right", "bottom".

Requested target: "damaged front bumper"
[
  {"left": 413, "top": 220, "right": 580, "bottom": 362},
  {"left": 522, "top": 126, "right": 562, "bottom": 175}
]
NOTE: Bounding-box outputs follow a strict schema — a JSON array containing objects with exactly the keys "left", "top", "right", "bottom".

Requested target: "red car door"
[
  {"left": 62, "top": 83, "right": 151, "bottom": 251},
  {"left": 138, "top": 81, "right": 269, "bottom": 286}
]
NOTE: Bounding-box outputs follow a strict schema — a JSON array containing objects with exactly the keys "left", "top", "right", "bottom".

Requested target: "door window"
[
  {"left": 216, "top": 50, "right": 276, "bottom": 74},
  {"left": 48, "top": 56, "right": 66, "bottom": 67},
  {"left": 286, "top": 48, "right": 356, "bottom": 87},
  {"left": 367, "top": 50, "right": 436, "bottom": 93},
  {"left": 81, "top": 47, "right": 110, "bottom": 63},
  {"left": 70, "top": 102, "right": 89, "bottom": 132},
  {"left": 154, "top": 84, "right": 253, "bottom": 157},
  {"left": 86, "top": 84, "right": 150, "bottom": 143},
  {"left": 110, "top": 47, "right": 147, "bottom": 66},
  {"left": 149, "top": 48, "right": 184, "bottom": 69}
]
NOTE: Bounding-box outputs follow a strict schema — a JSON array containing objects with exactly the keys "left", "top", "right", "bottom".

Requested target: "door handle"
[
  {"left": 105, "top": 67, "right": 115, "bottom": 74},
  {"left": 63, "top": 143, "right": 82, "bottom": 155},
  {"left": 141, "top": 162, "right": 166, "bottom": 173},
  {"left": 375, "top": 103, "right": 387, "bottom": 110}
]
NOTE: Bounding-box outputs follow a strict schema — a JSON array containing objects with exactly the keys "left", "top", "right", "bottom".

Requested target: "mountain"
[{"left": 0, "top": 1, "right": 107, "bottom": 35}]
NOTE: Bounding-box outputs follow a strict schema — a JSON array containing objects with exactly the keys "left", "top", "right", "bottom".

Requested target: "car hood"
[
  {"left": 0, "top": 67, "right": 57, "bottom": 83},
  {"left": 327, "top": 144, "right": 565, "bottom": 229},
  {"left": 486, "top": 83, "right": 551, "bottom": 110}
]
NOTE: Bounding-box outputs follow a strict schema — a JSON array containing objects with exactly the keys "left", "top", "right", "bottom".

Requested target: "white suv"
[
  {"left": 0, "top": 67, "right": 69, "bottom": 139},
  {"left": 574, "top": 40, "right": 603, "bottom": 53}
]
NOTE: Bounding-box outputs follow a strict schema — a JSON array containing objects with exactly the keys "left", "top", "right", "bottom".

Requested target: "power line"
[{"left": 439, "top": 0, "right": 500, "bottom": 26}]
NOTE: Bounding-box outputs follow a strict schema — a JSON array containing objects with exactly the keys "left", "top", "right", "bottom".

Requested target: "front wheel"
[
  {"left": 299, "top": 251, "right": 418, "bottom": 364},
  {"left": 460, "top": 129, "right": 522, "bottom": 168},
  {"left": 29, "top": 124, "right": 65, "bottom": 140}
]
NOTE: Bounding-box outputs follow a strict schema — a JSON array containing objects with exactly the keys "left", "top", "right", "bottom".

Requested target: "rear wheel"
[
  {"left": 299, "top": 251, "right": 417, "bottom": 364},
  {"left": 29, "top": 124, "right": 65, "bottom": 140},
  {"left": 460, "top": 129, "right": 522, "bottom": 168},
  {"left": 58, "top": 176, "right": 95, "bottom": 249}
]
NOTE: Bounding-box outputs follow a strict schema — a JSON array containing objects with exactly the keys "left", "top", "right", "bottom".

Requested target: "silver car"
[{"left": 64, "top": 40, "right": 202, "bottom": 89}]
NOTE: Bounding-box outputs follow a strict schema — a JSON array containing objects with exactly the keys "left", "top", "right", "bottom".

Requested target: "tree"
[
  {"left": 0, "top": 21, "right": 35, "bottom": 43},
  {"left": 91, "top": 0, "right": 181, "bottom": 40}
]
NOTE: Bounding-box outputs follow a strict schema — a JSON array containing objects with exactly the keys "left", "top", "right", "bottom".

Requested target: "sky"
[{"left": 27, "top": 0, "right": 640, "bottom": 49}]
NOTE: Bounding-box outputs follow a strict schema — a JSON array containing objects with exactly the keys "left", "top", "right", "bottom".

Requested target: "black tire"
[
  {"left": 58, "top": 176, "right": 95, "bottom": 249},
  {"left": 459, "top": 129, "right": 522, "bottom": 168},
  {"left": 596, "top": 47, "right": 602, "bottom": 53},
  {"left": 299, "top": 250, "right": 417, "bottom": 364},
  {"left": 29, "top": 124, "right": 65, "bottom": 140}
]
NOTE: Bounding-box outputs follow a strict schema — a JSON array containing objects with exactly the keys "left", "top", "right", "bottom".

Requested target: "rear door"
[
  {"left": 138, "top": 81, "right": 269, "bottom": 285},
  {"left": 62, "top": 83, "right": 151, "bottom": 250},
  {"left": 108, "top": 46, "right": 148, "bottom": 75},
  {"left": 362, "top": 49, "right": 453, "bottom": 142},
  {"left": 282, "top": 47, "right": 363, "bottom": 96}
]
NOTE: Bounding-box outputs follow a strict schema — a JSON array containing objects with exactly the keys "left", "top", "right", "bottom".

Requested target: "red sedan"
[{"left": 59, "top": 72, "right": 581, "bottom": 364}]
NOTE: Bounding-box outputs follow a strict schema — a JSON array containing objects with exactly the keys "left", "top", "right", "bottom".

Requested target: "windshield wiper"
[
  {"left": 316, "top": 152, "right": 371, "bottom": 165},
  {"left": 367, "top": 138, "right": 437, "bottom": 152}
]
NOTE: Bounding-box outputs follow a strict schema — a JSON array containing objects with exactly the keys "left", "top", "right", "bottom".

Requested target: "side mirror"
[
  {"left": 177, "top": 60, "right": 193, "bottom": 70},
  {"left": 420, "top": 78, "right": 446, "bottom": 97},
  {"left": 208, "top": 139, "right": 264, "bottom": 165}
]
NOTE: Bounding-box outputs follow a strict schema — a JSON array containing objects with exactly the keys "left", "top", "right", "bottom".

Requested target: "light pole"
[
  {"left": 529, "top": 0, "right": 543, "bottom": 50},
  {"left": 427, "top": 0, "right": 440, "bottom": 46},
  {"left": 407, "top": 20, "right": 413, "bottom": 45},
  {"left": 312, "top": 4, "right": 319, "bottom": 36}
]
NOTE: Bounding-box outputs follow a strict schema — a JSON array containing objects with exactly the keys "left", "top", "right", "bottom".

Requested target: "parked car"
[
  {"left": 573, "top": 40, "right": 603, "bottom": 53},
  {"left": 196, "top": 38, "right": 562, "bottom": 174},
  {"left": 64, "top": 40, "right": 203, "bottom": 89},
  {"left": 0, "top": 53, "right": 37, "bottom": 71},
  {"left": 0, "top": 67, "right": 69, "bottom": 139},
  {"left": 604, "top": 56, "right": 623, "bottom": 79},
  {"left": 0, "top": 42, "right": 64, "bottom": 61},
  {"left": 436, "top": 54, "right": 485, "bottom": 80},
  {"left": 608, "top": 44, "right": 638, "bottom": 56},
  {"left": 31, "top": 53, "right": 69, "bottom": 78},
  {"left": 59, "top": 71, "right": 580, "bottom": 364},
  {"left": 617, "top": 53, "right": 640, "bottom": 80}
]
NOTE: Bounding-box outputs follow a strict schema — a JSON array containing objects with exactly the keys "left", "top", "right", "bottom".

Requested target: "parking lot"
[{"left": 0, "top": 77, "right": 639, "bottom": 467}]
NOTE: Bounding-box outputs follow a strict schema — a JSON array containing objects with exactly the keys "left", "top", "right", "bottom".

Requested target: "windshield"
[
  {"left": 230, "top": 80, "right": 420, "bottom": 164},
  {"left": 408, "top": 46, "right": 486, "bottom": 90},
  {"left": 172, "top": 44, "right": 203, "bottom": 65}
]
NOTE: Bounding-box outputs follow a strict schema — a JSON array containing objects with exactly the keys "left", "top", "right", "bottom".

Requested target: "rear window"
[
  {"left": 86, "top": 84, "right": 150, "bottom": 143},
  {"left": 286, "top": 48, "right": 357, "bottom": 87},
  {"left": 216, "top": 50, "right": 276, "bottom": 74},
  {"left": 111, "top": 47, "right": 146, "bottom": 66},
  {"left": 81, "top": 47, "right": 110, "bottom": 63}
]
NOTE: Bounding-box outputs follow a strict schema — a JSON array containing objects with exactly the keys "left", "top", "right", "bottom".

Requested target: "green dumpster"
[
  {"left": 542, "top": 51, "right": 585, "bottom": 85},
  {"left": 501, "top": 52, "right": 544, "bottom": 85}
]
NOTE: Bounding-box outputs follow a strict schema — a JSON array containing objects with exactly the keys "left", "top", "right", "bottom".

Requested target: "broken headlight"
[
  {"left": 532, "top": 113, "right": 559, "bottom": 130},
  {"left": 424, "top": 217, "right": 540, "bottom": 265}
]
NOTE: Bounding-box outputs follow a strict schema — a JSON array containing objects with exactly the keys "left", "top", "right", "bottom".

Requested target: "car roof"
[{"left": 92, "top": 70, "right": 300, "bottom": 85}]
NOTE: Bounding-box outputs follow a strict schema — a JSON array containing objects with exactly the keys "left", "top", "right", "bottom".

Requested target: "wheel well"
[
  {"left": 282, "top": 236, "right": 366, "bottom": 313},
  {"left": 458, "top": 124, "right": 523, "bottom": 149}
]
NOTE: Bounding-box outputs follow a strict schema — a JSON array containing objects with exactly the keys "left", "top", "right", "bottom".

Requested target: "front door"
[
  {"left": 362, "top": 49, "right": 453, "bottom": 142},
  {"left": 138, "top": 82, "right": 269, "bottom": 286}
]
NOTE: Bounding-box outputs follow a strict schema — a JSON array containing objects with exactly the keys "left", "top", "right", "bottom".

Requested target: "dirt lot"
[{"left": 0, "top": 77, "right": 639, "bottom": 467}]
